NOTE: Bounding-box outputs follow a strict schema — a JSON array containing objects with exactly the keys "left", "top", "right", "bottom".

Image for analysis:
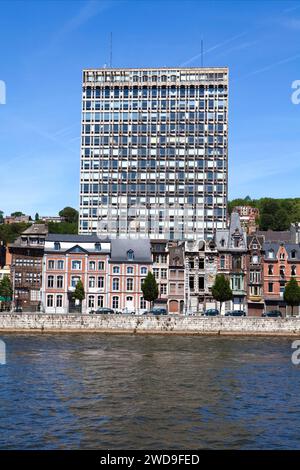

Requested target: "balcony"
[{"left": 248, "top": 295, "right": 263, "bottom": 302}]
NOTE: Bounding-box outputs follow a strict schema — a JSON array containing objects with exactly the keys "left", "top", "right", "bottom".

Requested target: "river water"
[{"left": 0, "top": 333, "right": 299, "bottom": 449}]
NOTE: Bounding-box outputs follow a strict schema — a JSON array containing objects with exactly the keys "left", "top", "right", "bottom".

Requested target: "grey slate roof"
[
  {"left": 257, "top": 230, "right": 291, "bottom": 243},
  {"left": 46, "top": 234, "right": 108, "bottom": 243},
  {"left": 110, "top": 238, "right": 152, "bottom": 263},
  {"left": 263, "top": 241, "right": 300, "bottom": 260},
  {"left": 215, "top": 213, "right": 247, "bottom": 251}
]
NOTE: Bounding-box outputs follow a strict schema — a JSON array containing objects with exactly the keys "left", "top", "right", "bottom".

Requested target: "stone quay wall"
[{"left": 0, "top": 313, "right": 300, "bottom": 336}]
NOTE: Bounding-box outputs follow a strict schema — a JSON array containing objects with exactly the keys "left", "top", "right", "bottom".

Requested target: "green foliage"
[
  {"left": 11, "top": 211, "right": 25, "bottom": 217},
  {"left": 0, "top": 275, "right": 13, "bottom": 299},
  {"left": 73, "top": 279, "right": 85, "bottom": 302},
  {"left": 0, "top": 222, "right": 31, "bottom": 244},
  {"left": 59, "top": 207, "right": 78, "bottom": 224},
  {"left": 141, "top": 272, "right": 159, "bottom": 305},
  {"left": 35, "top": 213, "right": 39, "bottom": 221},
  {"left": 211, "top": 274, "right": 233, "bottom": 313},
  {"left": 228, "top": 197, "right": 300, "bottom": 231},
  {"left": 48, "top": 221, "right": 78, "bottom": 234},
  {"left": 0, "top": 211, "right": 3, "bottom": 224},
  {"left": 284, "top": 278, "right": 300, "bottom": 316}
]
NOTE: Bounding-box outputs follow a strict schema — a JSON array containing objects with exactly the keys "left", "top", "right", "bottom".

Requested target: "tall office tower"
[{"left": 79, "top": 67, "right": 228, "bottom": 240}]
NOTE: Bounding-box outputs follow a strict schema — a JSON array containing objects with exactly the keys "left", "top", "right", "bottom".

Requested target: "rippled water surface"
[{"left": 0, "top": 333, "right": 299, "bottom": 449}]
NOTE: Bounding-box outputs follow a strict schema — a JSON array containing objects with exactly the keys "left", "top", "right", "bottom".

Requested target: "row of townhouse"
[{"left": 6, "top": 218, "right": 300, "bottom": 315}]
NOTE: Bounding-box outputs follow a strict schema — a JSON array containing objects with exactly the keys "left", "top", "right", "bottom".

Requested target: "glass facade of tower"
[{"left": 79, "top": 67, "right": 228, "bottom": 240}]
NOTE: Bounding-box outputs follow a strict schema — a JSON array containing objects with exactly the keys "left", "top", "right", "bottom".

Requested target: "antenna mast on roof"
[{"left": 201, "top": 39, "right": 204, "bottom": 67}]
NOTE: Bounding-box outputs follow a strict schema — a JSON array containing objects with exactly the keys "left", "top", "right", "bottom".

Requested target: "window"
[
  {"left": 221, "top": 239, "right": 225, "bottom": 247},
  {"left": 291, "top": 265, "right": 297, "bottom": 276},
  {"left": 98, "top": 261, "right": 104, "bottom": 270},
  {"left": 57, "top": 260, "right": 64, "bottom": 270},
  {"left": 161, "top": 254, "right": 167, "bottom": 263},
  {"left": 280, "top": 266, "right": 285, "bottom": 278},
  {"left": 153, "top": 268, "right": 159, "bottom": 279},
  {"left": 95, "top": 242, "right": 101, "bottom": 251},
  {"left": 48, "top": 260, "right": 54, "bottom": 269},
  {"left": 113, "top": 266, "right": 120, "bottom": 274},
  {"left": 220, "top": 255, "right": 225, "bottom": 269},
  {"left": 112, "top": 296, "right": 119, "bottom": 309},
  {"left": 251, "top": 255, "right": 259, "bottom": 264},
  {"left": 160, "top": 284, "right": 167, "bottom": 295},
  {"left": 291, "top": 250, "right": 297, "bottom": 259},
  {"left": 127, "top": 250, "right": 134, "bottom": 260},
  {"left": 127, "top": 266, "right": 134, "bottom": 274},
  {"left": 57, "top": 275, "right": 63, "bottom": 288},
  {"left": 54, "top": 242, "right": 60, "bottom": 251},
  {"left": 89, "top": 261, "right": 96, "bottom": 270},
  {"left": 88, "top": 295, "right": 95, "bottom": 308},
  {"left": 141, "top": 266, "right": 147, "bottom": 275},
  {"left": 268, "top": 282, "right": 273, "bottom": 293},
  {"left": 112, "top": 278, "right": 119, "bottom": 291},
  {"left": 47, "top": 295, "right": 53, "bottom": 307},
  {"left": 89, "top": 276, "right": 96, "bottom": 288},
  {"left": 232, "top": 256, "right": 242, "bottom": 270},
  {"left": 279, "top": 252, "right": 285, "bottom": 260},
  {"left": 161, "top": 268, "right": 167, "bottom": 279},
  {"left": 140, "top": 297, "right": 147, "bottom": 309},
  {"left": 98, "top": 276, "right": 104, "bottom": 289},
  {"left": 127, "top": 278, "right": 133, "bottom": 291},
  {"left": 268, "top": 265, "right": 274, "bottom": 275},
  {"left": 71, "top": 276, "right": 80, "bottom": 288},
  {"left": 47, "top": 275, "right": 54, "bottom": 288},
  {"left": 72, "top": 260, "right": 82, "bottom": 270},
  {"left": 268, "top": 250, "right": 274, "bottom": 259},
  {"left": 56, "top": 295, "right": 63, "bottom": 307},
  {"left": 97, "top": 295, "right": 104, "bottom": 308}
]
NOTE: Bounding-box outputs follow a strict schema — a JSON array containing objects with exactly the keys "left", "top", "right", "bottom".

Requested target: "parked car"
[
  {"left": 203, "top": 308, "right": 220, "bottom": 316},
  {"left": 225, "top": 310, "right": 246, "bottom": 317},
  {"left": 150, "top": 307, "right": 168, "bottom": 315},
  {"left": 94, "top": 308, "right": 115, "bottom": 315},
  {"left": 262, "top": 310, "right": 282, "bottom": 318}
]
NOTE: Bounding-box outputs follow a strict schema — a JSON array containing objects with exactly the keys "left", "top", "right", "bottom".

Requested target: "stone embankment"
[{"left": 0, "top": 313, "right": 300, "bottom": 336}]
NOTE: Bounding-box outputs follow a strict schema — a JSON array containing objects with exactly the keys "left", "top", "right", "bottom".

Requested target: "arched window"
[
  {"left": 127, "top": 278, "right": 133, "bottom": 291},
  {"left": 220, "top": 255, "right": 225, "bottom": 269},
  {"left": 291, "top": 265, "right": 297, "bottom": 276},
  {"left": 127, "top": 266, "right": 134, "bottom": 274},
  {"left": 57, "top": 276, "right": 63, "bottom": 288},
  {"left": 141, "top": 266, "right": 147, "bottom": 275},
  {"left": 113, "top": 266, "right": 120, "bottom": 274},
  {"left": 112, "top": 278, "right": 119, "bottom": 291}
]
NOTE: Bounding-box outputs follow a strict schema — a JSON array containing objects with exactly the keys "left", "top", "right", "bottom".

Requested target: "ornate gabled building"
[
  {"left": 246, "top": 234, "right": 264, "bottom": 316},
  {"left": 184, "top": 239, "right": 218, "bottom": 314},
  {"left": 263, "top": 241, "right": 300, "bottom": 316},
  {"left": 214, "top": 212, "right": 247, "bottom": 313},
  {"left": 168, "top": 241, "right": 185, "bottom": 314}
]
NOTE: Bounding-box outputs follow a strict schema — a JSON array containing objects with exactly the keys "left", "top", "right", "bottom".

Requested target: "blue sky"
[{"left": 0, "top": 0, "right": 300, "bottom": 216}]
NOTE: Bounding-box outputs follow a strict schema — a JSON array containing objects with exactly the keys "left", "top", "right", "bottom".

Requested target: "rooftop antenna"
[
  {"left": 201, "top": 39, "right": 204, "bottom": 67},
  {"left": 110, "top": 32, "right": 113, "bottom": 68}
]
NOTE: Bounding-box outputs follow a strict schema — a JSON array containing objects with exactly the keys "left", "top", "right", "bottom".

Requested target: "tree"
[
  {"left": 259, "top": 213, "right": 275, "bottom": 231},
  {"left": 0, "top": 211, "right": 3, "bottom": 224},
  {"left": 141, "top": 272, "right": 159, "bottom": 308},
  {"left": 284, "top": 278, "right": 300, "bottom": 316},
  {"left": 35, "top": 213, "right": 40, "bottom": 222},
  {"left": 73, "top": 279, "right": 85, "bottom": 312},
  {"left": 11, "top": 211, "right": 25, "bottom": 217},
  {"left": 59, "top": 207, "right": 78, "bottom": 224},
  {"left": 0, "top": 275, "right": 13, "bottom": 311},
  {"left": 211, "top": 274, "right": 233, "bottom": 315}
]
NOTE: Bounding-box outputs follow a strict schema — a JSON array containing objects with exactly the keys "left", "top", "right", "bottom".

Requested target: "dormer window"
[
  {"left": 291, "top": 250, "right": 297, "bottom": 259},
  {"left": 127, "top": 249, "right": 134, "bottom": 261},
  {"left": 221, "top": 239, "right": 225, "bottom": 247},
  {"left": 268, "top": 250, "right": 274, "bottom": 259},
  {"left": 95, "top": 242, "right": 101, "bottom": 251},
  {"left": 233, "top": 237, "right": 240, "bottom": 248},
  {"left": 279, "top": 252, "right": 285, "bottom": 260},
  {"left": 54, "top": 242, "right": 60, "bottom": 251}
]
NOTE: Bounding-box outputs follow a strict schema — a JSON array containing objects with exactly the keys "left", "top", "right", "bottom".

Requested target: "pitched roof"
[
  {"left": 46, "top": 233, "right": 108, "bottom": 243},
  {"left": 110, "top": 238, "right": 152, "bottom": 263}
]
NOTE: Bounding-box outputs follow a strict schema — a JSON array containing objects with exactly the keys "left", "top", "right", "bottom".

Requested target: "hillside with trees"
[{"left": 228, "top": 197, "right": 300, "bottom": 231}]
